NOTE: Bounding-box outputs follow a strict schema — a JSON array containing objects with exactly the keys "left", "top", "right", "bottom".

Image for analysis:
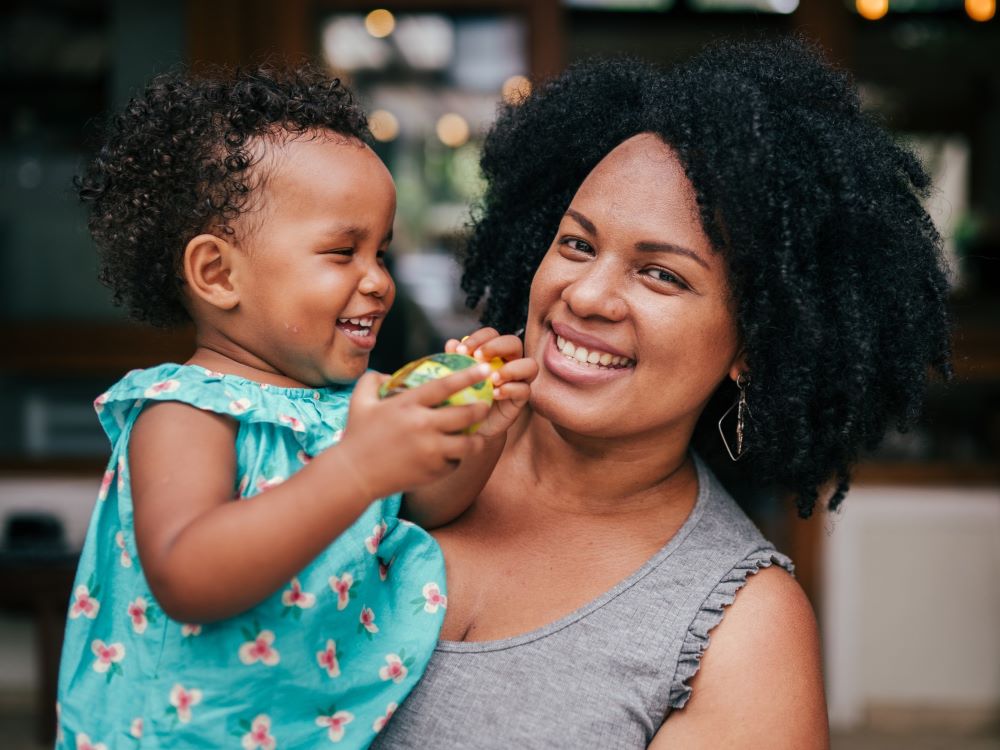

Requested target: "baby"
[{"left": 56, "top": 65, "right": 535, "bottom": 749}]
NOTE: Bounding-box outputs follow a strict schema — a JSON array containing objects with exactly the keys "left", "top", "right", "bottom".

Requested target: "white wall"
[{"left": 823, "top": 485, "right": 1000, "bottom": 728}]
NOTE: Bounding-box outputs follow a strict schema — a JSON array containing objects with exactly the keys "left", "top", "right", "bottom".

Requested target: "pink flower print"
[
  {"left": 129, "top": 718, "right": 143, "bottom": 738},
  {"left": 317, "top": 639, "right": 340, "bottom": 678},
  {"left": 421, "top": 582, "right": 447, "bottom": 614},
  {"left": 202, "top": 368, "right": 226, "bottom": 379},
  {"left": 331, "top": 428, "right": 344, "bottom": 443},
  {"left": 70, "top": 585, "right": 100, "bottom": 619},
  {"left": 296, "top": 449, "right": 312, "bottom": 465},
  {"left": 144, "top": 379, "right": 180, "bottom": 398},
  {"left": 75, "top": 733, "right": 108, "bottom": 750},
  {"left": 91, "top": 639, "right": 125, "bottom": 676},
  {"left": 372, "top": 702, "right": 397, "bottom": 733},
  {"left": 281, "top": 577, "right": 316, "bottom": 615},
  {"left": 279, "top": 414, "right": 306, "bottom": 432},
  {"left": 238, "top": 475, "right": 250, "bottom": 497},
  {"left": 378, "top": 559, "right": 390, "bottom": 582},
  {"left": 378, "top": 653, "right": 408, "bottom": 684},
  {"left": 127, "top": 597, "right": 149, "bottom": 634},
  {"left": 328, "top": 572, "right": 355, "bottom": 611},
  {"left": 168, "top": 684, "right": 202, "bottom": 724},
  {"left": 181, "top": 623, "right": 202, "bottom": 638},
  {"left": 239, "top": 629, "right": 280, "bottom": 666},
  {"left": 241, "top": 714, "right": 276, "bottom": 750},
  {"left": 97, "top": 470, "right": 114, "bottom": 501},
  {"left": 315, "top": 710, "right": 354, "bottom": 742},
  {"left": 365, "top": 520, "right": 388, "bottom": 555},
  {"left": 115, "top": 531, "right": 132, "bottom": 568},
  {"left": 93, "top": 392, "right": 109, "bottom": 414},
  {"left": 359, "top": 607, "right": 378, "bottom": 636},
  {"left": 229, "top": 397, "right": 252, "bottom": 415},
  {"left": 117, "top": 456, "right": 126, "bottom": 491},
  {"left": 255, "top": 476, "right": 285, "bottom": 492}
]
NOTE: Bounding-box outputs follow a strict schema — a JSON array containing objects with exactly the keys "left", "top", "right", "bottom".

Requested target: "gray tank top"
[{"left": 371, "top": 455, "right": 793, "bottom": 749}]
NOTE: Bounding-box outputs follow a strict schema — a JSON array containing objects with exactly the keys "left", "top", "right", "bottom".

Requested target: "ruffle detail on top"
[
  {"left": 668, "top": 548, "right": 795, "bottom": 710},
  {"left": 93, "top": 363, "right": 353, "bottom": 458}
]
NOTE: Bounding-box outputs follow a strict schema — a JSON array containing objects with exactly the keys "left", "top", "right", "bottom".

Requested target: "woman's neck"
[{"left": 498, "top": 407, "right": 699, "bottom": 520}]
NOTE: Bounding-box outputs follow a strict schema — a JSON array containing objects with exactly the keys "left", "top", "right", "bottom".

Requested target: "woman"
[{"left": 373, "top": 38, "right": 951, "bottom": 748}]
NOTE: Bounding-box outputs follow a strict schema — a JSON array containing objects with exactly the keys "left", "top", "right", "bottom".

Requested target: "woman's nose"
[{"left": 561, "top": 263, "right": 627, "bottom": 321}]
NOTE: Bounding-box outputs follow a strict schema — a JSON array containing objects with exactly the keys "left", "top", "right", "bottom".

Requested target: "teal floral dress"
[{"left": 56, "top": 364, "right": 448, "bottom": 749}]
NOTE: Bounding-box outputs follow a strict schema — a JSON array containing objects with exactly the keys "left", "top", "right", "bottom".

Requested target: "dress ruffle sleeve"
[
  {"left": 668, "top": 547, "right": 795, "bottom": 710},
  {"left": 93, "top": 363, "right": 352, "bottom": 458}
]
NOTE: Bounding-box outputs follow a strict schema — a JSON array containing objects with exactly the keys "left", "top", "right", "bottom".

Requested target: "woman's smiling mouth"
[{"left": 542, "top": 323, "right": 635, "bottom": 385}]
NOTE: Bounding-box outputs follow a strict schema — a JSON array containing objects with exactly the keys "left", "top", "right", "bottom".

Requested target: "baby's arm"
[
  {"left": 130, "top": 366, "right": 491, "bottom": 623},
  {"left": 403, "top": 329, "right": 538, "bottom": 529}
]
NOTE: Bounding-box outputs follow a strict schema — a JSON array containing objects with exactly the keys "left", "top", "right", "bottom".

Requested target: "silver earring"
[{"left": 718, "top": 373, "right": 750, "bottom": 462}]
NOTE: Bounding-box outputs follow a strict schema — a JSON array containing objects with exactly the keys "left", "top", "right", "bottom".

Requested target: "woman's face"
[{"left": 525, "top": 133, "right": 744, "bottom": 442}]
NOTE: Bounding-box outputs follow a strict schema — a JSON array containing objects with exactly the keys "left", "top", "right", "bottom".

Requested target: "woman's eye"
[
  {"left": 561, "top": 237, "right": 593, "bottom": 254},
  {"left": 643, "top": 267, "right": 689, "bottom": 289}
]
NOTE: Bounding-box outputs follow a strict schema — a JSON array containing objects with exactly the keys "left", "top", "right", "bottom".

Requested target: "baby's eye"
[{"left": 322, "top": 248, "right": 354, "bottom": 258}]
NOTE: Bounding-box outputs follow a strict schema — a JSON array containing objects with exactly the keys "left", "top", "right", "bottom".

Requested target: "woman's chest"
[{"left": 435, "top": 522, "right": 661, "bottom": 642}]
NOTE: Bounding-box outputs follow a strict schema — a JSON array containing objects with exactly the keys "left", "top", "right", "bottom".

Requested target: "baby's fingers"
[
  {"left": 455, "top": 327, "right": 500, "bottom": 357},
  {"left": 473, "top": 334, "right": 523, "bottom": 364},
  {"left": 492, "top": 357, "right": 539, "bottom": 388},
  {"left": 493, "top": 382, "right": 530, "bottom": 405},
  {"left": 431, "top": 402, "right": 490, "bottom": 434},
  {"left": 407, "top": 365, "right": 492, "bottom": 407}
]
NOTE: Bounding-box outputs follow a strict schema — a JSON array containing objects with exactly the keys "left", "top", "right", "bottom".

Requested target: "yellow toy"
[{"left": 379, "top": 353, "right": 504, "bottom": 430}]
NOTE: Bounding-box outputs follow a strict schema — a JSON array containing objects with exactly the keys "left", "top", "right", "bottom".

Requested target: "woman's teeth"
[{"left": 555, "top": 335, "right": 633, "bottom": 368}]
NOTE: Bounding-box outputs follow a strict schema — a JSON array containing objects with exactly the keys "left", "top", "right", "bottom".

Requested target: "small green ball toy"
[{"left": 379, "top": 352, "right": 503, "bottom": 417}]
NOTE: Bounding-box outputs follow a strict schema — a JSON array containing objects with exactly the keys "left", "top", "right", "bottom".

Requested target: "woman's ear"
[
  {"left": 728, "top": 349, "right": 748, "bottom": 382},
  {"left": 183, "top": 233, "right": 240, "bottom": 311}
]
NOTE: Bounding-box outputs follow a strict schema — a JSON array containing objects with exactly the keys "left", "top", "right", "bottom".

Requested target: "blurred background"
[{"left": 0, "top": 1, "right": 997, "bottom": 748}]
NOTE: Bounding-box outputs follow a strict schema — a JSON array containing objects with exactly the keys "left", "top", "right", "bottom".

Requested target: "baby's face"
[{"left": 233, "top": 133, "right": 397, "bottom": 386}]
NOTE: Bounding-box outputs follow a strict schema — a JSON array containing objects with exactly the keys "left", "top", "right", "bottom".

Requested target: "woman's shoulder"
[{"left": 654, "top": 564, "right": 828, "bottom": 748}]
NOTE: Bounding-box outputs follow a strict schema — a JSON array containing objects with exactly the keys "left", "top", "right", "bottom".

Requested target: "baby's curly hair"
[
  {"left": 463, "top": 37, "right": 952, "bottom": 517},
  {"left": 78, "top": 64, "right": 370, "bottom": 326}
]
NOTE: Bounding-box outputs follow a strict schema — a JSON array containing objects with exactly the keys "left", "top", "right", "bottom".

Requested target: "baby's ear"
[{"left": 183, "top": 233, "right": 240, "bottom": 311}]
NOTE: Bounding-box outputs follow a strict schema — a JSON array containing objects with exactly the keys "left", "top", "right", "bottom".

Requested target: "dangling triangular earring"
[{"left": 718, "top": 373, "right": 750, "bottom": 462}]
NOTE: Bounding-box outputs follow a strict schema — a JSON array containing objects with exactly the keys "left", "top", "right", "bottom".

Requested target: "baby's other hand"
[{"left": 445, "top": 328, "right": 538, "bottom": 441}]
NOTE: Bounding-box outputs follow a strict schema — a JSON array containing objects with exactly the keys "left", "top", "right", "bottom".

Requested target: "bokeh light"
[
  {"left": 369, "top": 109, "right": 400, "bottom": 142},
  {"left": 856, "top": 0, "right": 889, "bottom": 20},
  {"left": 966, "top": 0, "right": 995, "bottom": 21},
  {"left": 365, "top": 9, "right": 396, "bottom": 38},
  {"left": 436, "top": 113, "right": 470, "bottom": 148},
  {"left": 501, "top": 75, "right": 532, "bottom": 105}
]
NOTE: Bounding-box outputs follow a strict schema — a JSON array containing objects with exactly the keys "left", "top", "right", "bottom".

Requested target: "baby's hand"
[
  {"left": 339, "top": 366, "right": 493, "bottom": 498},
  {"left": 445, "top": 327, "right": 538, "bottom": 441}
]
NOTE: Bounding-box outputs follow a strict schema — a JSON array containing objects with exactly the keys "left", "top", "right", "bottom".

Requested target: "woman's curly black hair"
[
  {"left": 78, "top": 64, "right": 370, "bottom": 326},
  {"left": 462, "top": 37, "right": 952, "bottom": 517}
]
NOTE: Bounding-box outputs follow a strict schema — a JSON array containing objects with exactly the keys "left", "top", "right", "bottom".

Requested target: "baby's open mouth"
[{"left": 336, "top": 317, "right": 374, "bottom": 337}]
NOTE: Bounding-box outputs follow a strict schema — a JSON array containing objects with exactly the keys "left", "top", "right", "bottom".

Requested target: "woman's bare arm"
[{"left": 651, "top": 565, "right": 829, "bottom": 749}]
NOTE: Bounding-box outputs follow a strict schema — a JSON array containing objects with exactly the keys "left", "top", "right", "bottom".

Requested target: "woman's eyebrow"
[
  {"left": 566, "top": 207, "right": 709, "bottom": 270},
  {"left": 565, "top": 208, "right": 597, "bottom": 235},
  {"left": 635, "top": 240, "right": 710, "bottom": 270}
]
